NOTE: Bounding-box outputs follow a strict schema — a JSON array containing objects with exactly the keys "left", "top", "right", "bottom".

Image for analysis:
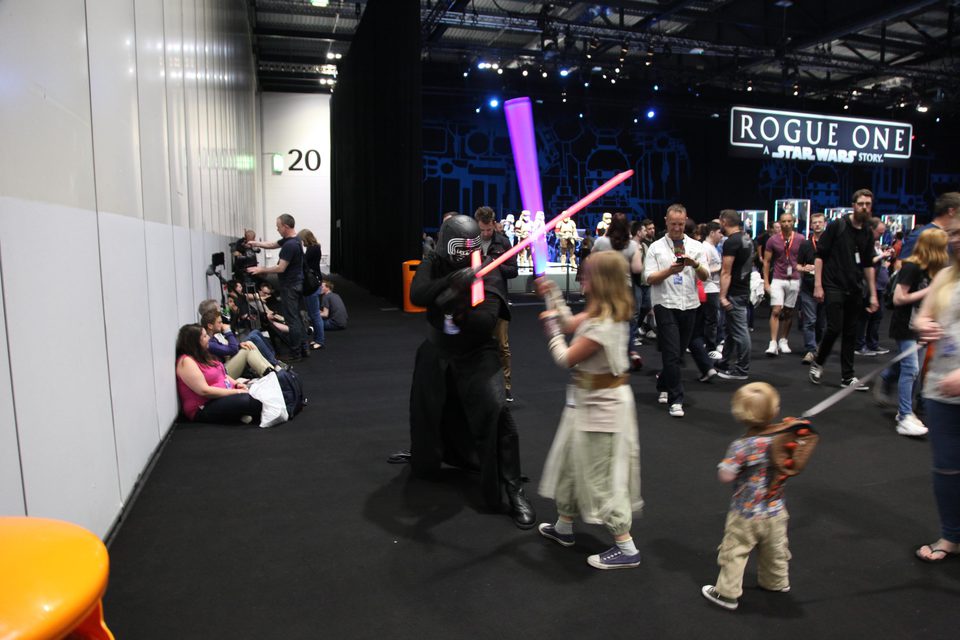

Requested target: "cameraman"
[{"left": 232, "top": 229, "right": 260, "bottom": 281}]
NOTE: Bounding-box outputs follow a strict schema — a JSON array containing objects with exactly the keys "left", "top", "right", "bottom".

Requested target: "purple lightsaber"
[{"left": 504, "top": 97, "right": 549, "bottom": 275}]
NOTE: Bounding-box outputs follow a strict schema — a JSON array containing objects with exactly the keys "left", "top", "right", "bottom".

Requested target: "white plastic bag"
[{"left": 247, "top": 372, "right": 288, "bottom": 428}]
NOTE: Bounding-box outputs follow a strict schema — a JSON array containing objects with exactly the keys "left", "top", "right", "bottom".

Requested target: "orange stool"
[
  {"left": 0, "top": 516, "right": 115, "bottom": 640},
  {"left": 402, "top": 260, "right": 426, "bottom": 313}
]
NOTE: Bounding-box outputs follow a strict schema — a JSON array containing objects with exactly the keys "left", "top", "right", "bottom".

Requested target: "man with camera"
[
  {"left": 232, "top": 229, "right": 260, "bottom": 282},
  {"left": 246, "top": 214, "right": 308, "bottom": 362},
  {"left": 643, "top": 204, "right": 709, "bottom": 418}
]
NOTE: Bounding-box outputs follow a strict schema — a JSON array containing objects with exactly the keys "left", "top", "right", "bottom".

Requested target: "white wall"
[
  {"left": 261, "top": 93, "right": 332, "bottom": 268},
  {"left": 0, "top": 0, "right": 260, "bottom": 538}
]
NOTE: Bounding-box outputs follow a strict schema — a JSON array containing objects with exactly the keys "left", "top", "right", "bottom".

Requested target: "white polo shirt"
[{"left": 644, "top": 234, "right": 705, "bottom": 310}]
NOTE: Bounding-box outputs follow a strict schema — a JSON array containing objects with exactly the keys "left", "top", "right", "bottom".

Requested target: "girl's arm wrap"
[{"left": 543, "top": 283, "right": 574, "bottom": 330}]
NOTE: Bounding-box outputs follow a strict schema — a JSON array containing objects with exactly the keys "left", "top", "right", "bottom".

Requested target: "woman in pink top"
[{"left": 176, "top": 324, "right": 262, "bottom": 424}]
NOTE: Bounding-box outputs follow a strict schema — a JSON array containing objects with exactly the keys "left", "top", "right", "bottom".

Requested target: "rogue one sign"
[{"left": 729, "top": 106, "right": 912, "bottom": 167}]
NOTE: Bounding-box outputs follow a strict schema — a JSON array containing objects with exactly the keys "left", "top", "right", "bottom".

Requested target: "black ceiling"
[{"left": 250, "top": 1, "right": 959, "bottom": 116}]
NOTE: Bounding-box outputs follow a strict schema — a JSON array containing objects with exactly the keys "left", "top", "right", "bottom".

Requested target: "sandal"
[{"left": 915, "top": 542, "right": 960, "bottom": 563}]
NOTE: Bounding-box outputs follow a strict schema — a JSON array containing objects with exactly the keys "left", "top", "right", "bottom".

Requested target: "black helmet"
[{"left": 437, "top": 215, "right": 481, "bottom": 267}]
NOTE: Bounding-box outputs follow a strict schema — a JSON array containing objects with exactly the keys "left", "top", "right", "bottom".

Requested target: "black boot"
[{"left": 506, "top": 482, "right": 536, "bottom": 529}]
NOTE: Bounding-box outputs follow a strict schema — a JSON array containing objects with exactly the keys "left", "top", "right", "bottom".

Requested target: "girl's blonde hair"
[
  {"left": 905, "top": 227, "right": 949, "bottom": 277},
  {"left": 926, "top": 221, "right": 960, "bottom": 320},
  {"left": 731, "top": 382, "right": 781, "bottom": 431},
  {"left": 583, "top": 251, "right": 634, "bottom": 322}
]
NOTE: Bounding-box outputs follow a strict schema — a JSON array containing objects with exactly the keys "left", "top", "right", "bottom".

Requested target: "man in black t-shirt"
[
  {"left": 247, "top": 214, "right": 308, "bottom": 361},
  {"left": 810, "top": 189, "right": 878, "bottom": 389},
  {"left": 716, "top": 209, "right": 754, "bottom": 380}
]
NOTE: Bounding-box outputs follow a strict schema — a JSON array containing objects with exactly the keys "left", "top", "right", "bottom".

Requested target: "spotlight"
[
  {"left": 463, "top": 71, "right": 468, "bottom": 77},
  {"left": 326, "top": 52, "right": 336, "bottom": 60},
  {"left": 746, "top": 80, "right": 753, "bottom": 92},
  {"left": 843, "top": 102, "right": 849, "bottom": 110},
  {"left": 584, "top": 81, "right": 590, "bottom": 87},
  {"left": 653, "top": 84, "right": 659, "bottom": 91},
  {"left": 615, "top": 67, "right": 620, "bottom": 74},
  {"left": 610, "top": 78, "right": 616, "bottom": 84},
  {"left": 489, "top": 98, "right": 499, "bottom": 108},
  {"left": 579, "top": 112, "right": 584, "bottom": 118},
  {"left": 936, "top": 116, "right": 941, "bottom": 122},
  {"left": 646, "top": 109, "right": 656, "bottom": 119},
  {"left": 491, "top": 63, "right": 499, "bottom": 70},
  {"left": 793, "top": 83, "right": 799, "bottom": 96},
  {"left": 497, "top": 68, "right": 503, "bottom": 75},
  {"left": 541, "top": 70, "right": 548, "bottom": 78},
  {"left": 560, "top": 68, "right": 570, "bottom": 77},
  {"left": 475, "top": 107, "right": 481, "bottom": 113},
  {"left": 633, "top": 117, "right": 638, "bottom": 123},
  {"left": 522, "top": 68, "right": 529, "bottom": 77},
  {"left": 916, "top": 104, "right": 929, "bottom": 113}
]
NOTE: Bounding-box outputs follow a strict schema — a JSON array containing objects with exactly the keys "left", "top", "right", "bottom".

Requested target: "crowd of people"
[
  {"left": 404, "top": 191, "right": 960, "bottom": 610},
  {"left": 175, "top": 214, "right": 348, "bottom": 425}
]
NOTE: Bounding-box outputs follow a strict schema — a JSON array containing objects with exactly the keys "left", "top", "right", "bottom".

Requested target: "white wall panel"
[
  {"left": 0, "top": 0, "right": 96, "bottom": 210},
  {"left": 191, "top": 226, "right": 207, "bottom": 308},
  {"left": 0, "top": 245, "right": 26, "bottom": 516},
  {"left": 0, "top": 199, "right": 120, "bottom": 537},
  {"left": 173, "top": 225, "right": 196, "bottom": 325},
  {"left": 261, "top": 93, "right": 333, "bottom": 269},
  {"left": 86, "top": 0, "right": 144, "bottom": 220},
  {"left": 98, "top": 212, "right": 160, "bottom": 501},
  {"left": 135, "top": 0, "right": 173, "bottom": 226},
  {"left": 182, "top": 0, "right": 204, "bottom": 232},
  {"left": 144, "top": 221, "right": 180, "bottom": 433}
]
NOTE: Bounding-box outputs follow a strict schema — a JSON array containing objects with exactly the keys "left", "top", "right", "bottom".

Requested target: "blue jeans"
[
  {"left": 243, "top": 330, "right": 278, "bottom": 365},
  {"left": 305, "top": 288, "right": 324, "bottom": 345},
  {"left": 925, "top": 399, "right": 960, "bottom": 543},
  {"left": 881, "top": 339, "right": 919, "bottom": 417},
  {"left": 798, "top": 289, "right": 825, "bottom": 353},
  {"left": 719, "top": 294, "right": 751, "bottom": 375}
]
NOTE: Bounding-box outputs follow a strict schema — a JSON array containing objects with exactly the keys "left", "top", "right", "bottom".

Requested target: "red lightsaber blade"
[{"left": 475, "top": 170, "right": 634, "bottom": 280}]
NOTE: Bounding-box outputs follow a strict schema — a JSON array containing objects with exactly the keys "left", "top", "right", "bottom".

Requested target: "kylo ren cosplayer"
[{"left": 408, "top": 215, "right": 536, "bottom": 529}]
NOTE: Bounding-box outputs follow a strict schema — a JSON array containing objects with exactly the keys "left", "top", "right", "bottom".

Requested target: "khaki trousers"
[
  {"left": 715, "top": 509, "right": 791, "bottom": 599},
  {"left": 494, "top": 318, "right": 512, "bottom": 390},
  {"left": 225, "top": 347, "right": 273, "bottom": 378}
]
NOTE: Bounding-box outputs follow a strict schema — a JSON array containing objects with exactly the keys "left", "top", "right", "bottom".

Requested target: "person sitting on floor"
[
  {"left": 200, "top": 309, "right": 276, "bottom": 379},
  {"left": 198, "top": 299, "right": 283, "bottom": 369},
  {"left": 320, "top": 280, "right": 348, "bottom": 331},
  {"left": 175, "top": 324, "right": 262, "bottom": 425}
]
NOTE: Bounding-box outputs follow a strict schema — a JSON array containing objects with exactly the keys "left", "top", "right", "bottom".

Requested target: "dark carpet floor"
[{"left": 104, "top": 278, "right": 960, "bottom": 639}]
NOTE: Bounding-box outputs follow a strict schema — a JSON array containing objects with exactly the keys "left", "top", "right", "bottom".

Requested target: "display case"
[
  {"left": 881, "top": 214, "right": 916, "bottom": 245},
  {"left": 737, "top": 210, "right": 768, "bottom": 239},
  {"left": 824, "top": 207, "right": 853, "bottom": 223},
  {"left": 774, "top": 199, "right": 811, "bottom": 237}
]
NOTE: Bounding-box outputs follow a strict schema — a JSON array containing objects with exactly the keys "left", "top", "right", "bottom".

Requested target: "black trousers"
[
  {"left": 815, "top": 289, "right": 864, "bottom": 381},
  {"left": 194, "top": 394, "right": 262, "bottom": 425},
  {"left": 654, "top": 305, "right": 697, "bottom": 405}
]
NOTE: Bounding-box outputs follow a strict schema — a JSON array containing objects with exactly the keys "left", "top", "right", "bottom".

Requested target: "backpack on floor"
[{"left": 276, "top": 368, "right": 307, "bottom": 417}]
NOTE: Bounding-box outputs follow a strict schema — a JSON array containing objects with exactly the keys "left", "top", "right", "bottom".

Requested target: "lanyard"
[{"left": 780, "top": 232, "right": 796, "bottom": 266}]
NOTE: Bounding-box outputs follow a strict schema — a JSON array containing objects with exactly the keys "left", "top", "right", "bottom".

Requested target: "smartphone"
[{"left": 675, "top": 255, "right": 685, "bottom": 264}]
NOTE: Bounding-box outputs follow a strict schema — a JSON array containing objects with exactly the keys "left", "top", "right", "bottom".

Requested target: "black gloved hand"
[{"left": 447, "top": 266, "right": 477, "bottom": 292}]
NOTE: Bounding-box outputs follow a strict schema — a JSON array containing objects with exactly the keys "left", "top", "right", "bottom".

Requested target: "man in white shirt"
[
  {"left": 701, "top": 221, "right": 724, "bottom": 357},
  {"left": 644, "top": 204, "right": 710, "bottom": 417}
]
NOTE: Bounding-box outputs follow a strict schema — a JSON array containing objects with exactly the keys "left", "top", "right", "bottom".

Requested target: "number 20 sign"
[{"left": 288, "top": 149, "right": 321, "bottom": 171}]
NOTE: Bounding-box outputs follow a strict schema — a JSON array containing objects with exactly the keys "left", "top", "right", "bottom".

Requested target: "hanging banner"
[{"left": 729, "top": 106, "right": 912, "bottom": 167}]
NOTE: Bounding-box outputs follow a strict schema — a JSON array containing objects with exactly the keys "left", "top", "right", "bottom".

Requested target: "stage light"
[
  {"left": 746, "top": 80, "right": 753, "bottom": 92},
  {"left": 522, "top": 68, "right": 529, "bottom": 77},
  {"left": 615, "top": 67, "right": 621, "bottom": 74},
  {"left": 497, "top": 68, "right": 503, "bottom": 75},
  {"left": 843, "top": 102, "right": 849, "bottom": 110},
  {"left": 541, "top": 70, "right": 548, "bottom": 78},
  {"left": 326, "top": 52, "right": 336, "bottom": 60},
  {"left": 579, "top": 112, "right": 584, "bottom": 118},
  {"left": 489, "top": 98, "right": 500, "bottom": 108},
  {"left": 610, "top": 78, "right": 616, "bottom": 84},
  {"left": 646, "top": 109, "right": 656, "bottom": 119},
  {"left": 560, "top": 68, "right": 570, "bottom": 77},
  {"left": 584, "top": 81, "right": 589, "bottom": 87},
  {"left": 463, "top": 71, "right": 468, "bottom": 77},
  {"left": 653, "top": 84, "right": 659, "bottom": 91},
  {"left": 475, "top": 107, "right": 481, "bottom": 113},
  {"left": 633, "top": 117, "right": 638, "bottom": 123},
  {"left": 916, "top": 104, "right": 929, "bottom": 113},
  {"left": 491, "top": 63, "right": 499, "bottom": 70},
  {"left": 793, "top": 83, "right": 799, "bottom": 96},
  {"left": 310, "top": 0, "right": 329, "bottom": 6}
]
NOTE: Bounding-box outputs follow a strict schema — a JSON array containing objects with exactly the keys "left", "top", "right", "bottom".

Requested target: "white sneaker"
[
  {"left": 765, "top": 340, "right": 779, "bottom": 356},
  {"left": 658, "top": 391, "right": 669, "bottom": 404},
  {"left": 707, "top": 350, "right": 723, "bottom": 360},
  {"left": 841, "top": 377, "right": 870, "bottom": 392},
  {"left": 778, "top": 339, "right": 792, "bottom": 354},
  {"left": 809, "top": 363, "right": 823, "bottom": 384},
  {"left": 896, "top": 413, "right": 928, "bottom": 437},
  {"left": 669, "top": 403, "right": 685, "bottom": 417}
]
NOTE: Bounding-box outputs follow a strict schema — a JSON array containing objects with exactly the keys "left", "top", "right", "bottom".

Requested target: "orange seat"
[{"left": 0, "top": 516, "right": 114, "bottom": 640}]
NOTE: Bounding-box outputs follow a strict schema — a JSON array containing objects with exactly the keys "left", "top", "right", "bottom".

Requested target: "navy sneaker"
[
  {"left": 538, "top": 523, "right": 575, "bottom": 547},
  {"left": 716, "top": 369, "right": 748, "bottom": 381},
  {"left": 587, "top": 546, "right": 641, "bottom": 570}
]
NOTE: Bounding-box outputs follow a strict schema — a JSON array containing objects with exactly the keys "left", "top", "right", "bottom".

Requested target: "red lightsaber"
[{"left": 475, "top": 170, "right": 634, "bottom": 280}]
